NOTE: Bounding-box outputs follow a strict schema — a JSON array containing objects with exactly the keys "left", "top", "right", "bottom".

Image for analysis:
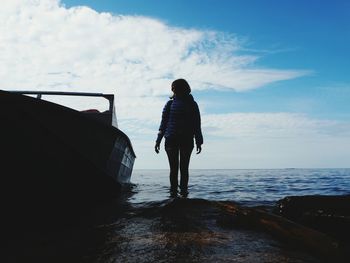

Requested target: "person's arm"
[
  {"left": 193, "top": 102, "right": 203, "bottom": 154},
  {"left": 155, "top": 100, "right": 172, "bottom": 153}
]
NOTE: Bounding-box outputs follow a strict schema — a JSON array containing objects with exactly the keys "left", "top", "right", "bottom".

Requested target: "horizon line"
[{"left": 134, "top": 167, "right": 350, "bottom": 170}]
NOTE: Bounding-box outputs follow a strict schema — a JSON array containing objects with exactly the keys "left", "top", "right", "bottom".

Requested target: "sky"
[{"left": 1, "top": 0, "right": 350, "bottom": 168}]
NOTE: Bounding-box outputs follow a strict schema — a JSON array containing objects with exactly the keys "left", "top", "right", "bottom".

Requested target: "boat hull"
[{"left": 0, "top": 90, "right": 135, "bottom": 223}]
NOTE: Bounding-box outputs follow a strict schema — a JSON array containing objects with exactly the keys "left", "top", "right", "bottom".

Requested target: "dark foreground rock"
[
  {"left": 135, "top": 198, "right": 347, "bottom": 262},
  {"left": 5, "top": 197, "right": 348, "bottom": 263},
  {"left": 275, "top": 195, "right": 350, "bottom": 242},
  {"left": 216, "top": 201, "right": 347, "bottom": 262}
]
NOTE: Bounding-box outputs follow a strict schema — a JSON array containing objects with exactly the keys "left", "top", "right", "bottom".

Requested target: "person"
[{"left": 155, "top": 79, "right": 203, "bottom": 197}]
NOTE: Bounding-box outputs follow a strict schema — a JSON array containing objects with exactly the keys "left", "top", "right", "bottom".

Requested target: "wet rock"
[
  {"left": 217, "top": 202, "right": 347, "bottom": 262},
  {"left": 155, "top": 199, "right": 348, "bottom": 262},
  {"left": 275, "top": 195, "right": 350, "bottom": 242},
  {"left": 5, "top": 197, "right": 329, "bottom": 263}
]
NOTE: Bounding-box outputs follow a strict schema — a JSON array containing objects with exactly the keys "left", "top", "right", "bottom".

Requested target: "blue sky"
[
  {"left": 2, "top": 0, "right": 350, "bottom": 168},
  {"left": 63, "top": 0, "right": 350, "bottom": 120}
]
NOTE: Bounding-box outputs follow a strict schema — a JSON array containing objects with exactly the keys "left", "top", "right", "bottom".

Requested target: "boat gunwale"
[{"left": 1, "top": 90, "right": 136, "bottom": 158}]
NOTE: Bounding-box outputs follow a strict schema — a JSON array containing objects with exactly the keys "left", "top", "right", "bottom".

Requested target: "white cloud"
[
  {"left": 188, "top": 135, "right": 350, "bottom": 169},
  {"left": 124, "top": 111, "right": 350, "bottom": 169},
  {"left": 0, "top": 0, "right": 307, "bottom": 97},
  {"left": 202, "top": 113, "right": 350, "bottom": 139},
  {"left": 3, "top": 0, "right": 348, "bottom": 169}
]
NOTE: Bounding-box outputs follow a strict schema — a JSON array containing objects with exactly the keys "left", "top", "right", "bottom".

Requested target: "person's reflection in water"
[{"left": 155, "top": 79, "right": 203, "bottom": 197}]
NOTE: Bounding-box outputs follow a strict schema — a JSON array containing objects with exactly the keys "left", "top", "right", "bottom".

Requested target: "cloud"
[
  {"left": 120, "top": 109, "right": 350, "bottom": 141},
  {"left": 4, "top": 0, "right": 347, "bottom": 169},
  {"left": 188, "top": 135, "right": 350, "bottom": 169},
  {"left": 122, "top": 111, "right": 350, "bottom": 168},
  {"left": 202, "top": 113, "right": 350, "bottom": 139},
  {"left": 0, "top": 0, "right": 308, "bottom": 97}
]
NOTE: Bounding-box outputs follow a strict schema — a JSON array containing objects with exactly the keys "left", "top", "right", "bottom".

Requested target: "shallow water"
[{"left": 8, "top": 169, "right": 350, "bottom": 263}]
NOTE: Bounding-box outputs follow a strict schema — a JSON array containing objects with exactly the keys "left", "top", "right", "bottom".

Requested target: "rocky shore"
[
  {"left": 275, "top": 195, "right": 350, "bottom": 242},
  {"left": 5, "top": 194, "right": 350, "bottom": 263},
  {"left": 219, "top": 195, "right": 350, "bottom": 262}
]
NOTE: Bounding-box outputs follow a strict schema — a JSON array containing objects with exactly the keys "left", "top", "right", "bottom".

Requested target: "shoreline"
[{"left": 4, "top": 194, "right": 350, "bottom": 263}]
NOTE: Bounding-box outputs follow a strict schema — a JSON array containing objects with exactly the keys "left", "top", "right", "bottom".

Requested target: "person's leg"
[
  {"left": 165, "top": 143, "right": 179, "bottom": 193},
  {"left": 179, "top": 145, "right": 193, "bottom": 194}
]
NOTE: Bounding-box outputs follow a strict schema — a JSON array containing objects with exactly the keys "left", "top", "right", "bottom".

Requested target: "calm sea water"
[{"left": 130, "top": 169, "right": 350, "bottom": 206}]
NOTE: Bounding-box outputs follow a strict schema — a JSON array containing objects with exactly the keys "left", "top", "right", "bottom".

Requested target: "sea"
[
  {"left": 130, "top": 168, "right": 350, "bottom": 206},
  {"left": 9, "top": 169, "right": 350, "bottom": 263}
]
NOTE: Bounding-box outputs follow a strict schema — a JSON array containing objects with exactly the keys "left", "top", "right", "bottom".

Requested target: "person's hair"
[{"left": 171, "top": 79, "right": 191, "bottom": 98}]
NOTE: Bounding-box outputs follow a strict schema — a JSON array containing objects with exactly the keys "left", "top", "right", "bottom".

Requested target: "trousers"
[{"left": 165, "top": 136, "right": 194, "bottom": 192}]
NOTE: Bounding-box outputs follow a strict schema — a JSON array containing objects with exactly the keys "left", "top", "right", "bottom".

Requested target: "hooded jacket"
[{"left": 156, "top": 94, "right": 203, "bottom": 146}]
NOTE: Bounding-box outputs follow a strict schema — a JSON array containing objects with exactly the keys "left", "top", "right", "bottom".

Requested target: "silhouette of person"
[{"left": 155, "top": 79, "right": 203, "bottom": 197}]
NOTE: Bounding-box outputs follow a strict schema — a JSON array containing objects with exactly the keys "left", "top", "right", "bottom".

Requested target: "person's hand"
[
  {"left": 155, "top": 142, "right": 160, "bottom": 154},
  {"left": 196, "top": 145, "right": 202, "bottom": 154}
]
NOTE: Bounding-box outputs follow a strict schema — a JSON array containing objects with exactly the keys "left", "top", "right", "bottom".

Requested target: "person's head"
[{"left": 171, "top": 79, "right": 191, "bottom": 98}]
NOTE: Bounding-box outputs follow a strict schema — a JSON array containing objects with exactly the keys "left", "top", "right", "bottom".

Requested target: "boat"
[{"left": 0, "top": 90, "right": 135, "bottom": 224}]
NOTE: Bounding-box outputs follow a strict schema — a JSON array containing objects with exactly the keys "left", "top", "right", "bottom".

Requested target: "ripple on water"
[{"left": 130, "top": 169, "right": 350, "bottom": 205}]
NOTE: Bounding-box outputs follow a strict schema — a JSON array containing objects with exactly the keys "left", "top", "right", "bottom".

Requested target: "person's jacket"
[{"left": 156, "top": 94, "right": 203, "bottom": 146}]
